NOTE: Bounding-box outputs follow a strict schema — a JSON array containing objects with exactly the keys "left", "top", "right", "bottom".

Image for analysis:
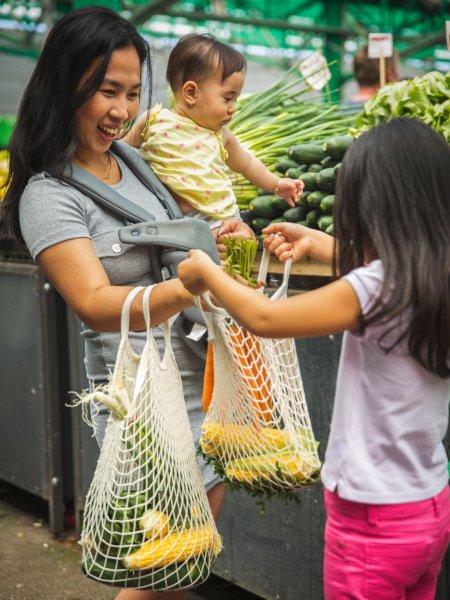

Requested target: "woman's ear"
[{"left": 181, "top": 80, "right": 199, "bottom": 107}]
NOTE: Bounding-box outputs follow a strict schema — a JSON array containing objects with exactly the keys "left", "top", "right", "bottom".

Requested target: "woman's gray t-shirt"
[{"left": 19, "top": 152, "right": 219, "bottom": 490}]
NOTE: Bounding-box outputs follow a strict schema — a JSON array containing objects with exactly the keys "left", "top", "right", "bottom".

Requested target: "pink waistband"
[{"left": 324, "top": 485, "right": 450, "bottom": 521}]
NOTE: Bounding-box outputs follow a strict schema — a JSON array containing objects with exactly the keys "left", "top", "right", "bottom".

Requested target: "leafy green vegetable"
[
  {"left": 353, "top": 71, "right": 450, "bottom": 142},
  {"left": 223, "top": 238, "right": 259, "bottom": 287}
]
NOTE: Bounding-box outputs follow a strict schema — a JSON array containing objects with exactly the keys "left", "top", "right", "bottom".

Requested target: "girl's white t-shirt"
[{"left": 321, "top": 260, "right": 450, "bottom": 504}]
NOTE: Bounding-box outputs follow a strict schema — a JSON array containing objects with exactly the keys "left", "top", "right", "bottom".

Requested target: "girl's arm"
[
  {"left": 122, "top": 111, "right": 149, "bottom": 148},
  {"left": 223, "top": 129, "right": 303, "bottom": 208},
  {"left": 37, "top": 238, "right": 194, "bottom": 331},
  {"left": 178, "top": 250, "right": 360, "bottom": 339}
]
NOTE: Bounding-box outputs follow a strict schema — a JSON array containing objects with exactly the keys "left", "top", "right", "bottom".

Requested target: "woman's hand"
[
  {"left": 213, "top": 219, "right": 255, "bottom": 253},
  {"left": 178, "top": 249, "right": 217, "bottom": 296},
  {"left": 262, "top": 222, "right": 335, "bottom": 265}
]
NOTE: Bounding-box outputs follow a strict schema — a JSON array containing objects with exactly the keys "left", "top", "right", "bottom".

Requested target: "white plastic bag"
[{"left": 80, "top": 286, "right": 222, "bottom": 590}]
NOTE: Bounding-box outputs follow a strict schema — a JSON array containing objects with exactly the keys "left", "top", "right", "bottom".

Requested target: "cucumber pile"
[{"left": 244, "top": 134, "right": 353, "bottom": 237}]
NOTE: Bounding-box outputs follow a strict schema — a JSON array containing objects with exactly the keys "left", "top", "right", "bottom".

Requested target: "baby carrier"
[{"left": 49, "top": 141, "right": 221, "bottom": 355}]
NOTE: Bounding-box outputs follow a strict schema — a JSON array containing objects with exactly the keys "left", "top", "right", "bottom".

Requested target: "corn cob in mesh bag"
[
  {"left": 199, "top": 247, "right": 321, "bottom": 501},
  {"left": 75, "top": 286, "right": 222, "bottom": 590}
]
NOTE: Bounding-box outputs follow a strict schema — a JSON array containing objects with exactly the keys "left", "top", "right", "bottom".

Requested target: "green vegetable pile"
[
  {"left": 246, "top": 134, "right": 354, "bottom": 236},
  {"left": 354, "top": 71, "right": 450, "bottom": 142},
  {"left": 229, "top": 60, "right": 355, "bottom": 209}
]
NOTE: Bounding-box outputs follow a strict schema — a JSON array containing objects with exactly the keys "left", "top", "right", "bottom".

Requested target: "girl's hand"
[
  {"left": 178, "top": 249, "right": 216, "bottom": 296},
  {"left": 262, "top": 222, "right": 314, "bottom": 263},
  {"left": 275, "top": 178, "right": 305, "bottom": 208}
]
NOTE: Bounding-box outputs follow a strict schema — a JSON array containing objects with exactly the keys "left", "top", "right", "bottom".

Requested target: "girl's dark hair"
[
  {"left": 166, "top": 33, "right": 246, "bottom": 92},
  {"left": 1, "top": 6, "right": 151, "bottom": 241},
  {"left": 333, "top": 117, "right": 450, "bottom": 378}
]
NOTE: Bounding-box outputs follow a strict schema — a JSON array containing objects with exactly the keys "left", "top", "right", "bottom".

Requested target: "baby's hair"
[{"left": 167, "top": 33, "right": 246, "bottom": 92}]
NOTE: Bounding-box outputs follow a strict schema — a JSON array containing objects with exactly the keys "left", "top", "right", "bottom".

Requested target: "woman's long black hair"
[
  {"left": 1, "top": 6, "right": 151, "bottom": 241},
  {"left": 333, "top": 117, "right": 450, "bottom": 378}
]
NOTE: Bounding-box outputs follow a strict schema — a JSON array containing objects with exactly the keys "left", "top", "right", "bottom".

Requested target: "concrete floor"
[{"left": 0, "top": 483, "right": 261, "bottom": 600}]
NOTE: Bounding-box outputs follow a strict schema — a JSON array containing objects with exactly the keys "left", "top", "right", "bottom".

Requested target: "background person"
[{"left": 348, "top": 44, "right": 400, "bottom": 107}]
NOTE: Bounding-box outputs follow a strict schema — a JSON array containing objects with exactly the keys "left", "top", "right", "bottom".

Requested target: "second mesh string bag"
[
  {"left": 81, "top": 286, "right": 222, "bottom": 590},
  {"left": 199, "top": 248, "right": 321, "bottom": 502}
]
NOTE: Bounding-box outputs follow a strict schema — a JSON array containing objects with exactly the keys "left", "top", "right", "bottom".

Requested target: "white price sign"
[
  {"left": 446, "top": 21, "right": 450, "bottom": 51},
  {"left": 368, "top": 33, "right": 393, "bottom": 58},
  {"left": 299, "top": 51, "right": 331, "bottom": 91}
]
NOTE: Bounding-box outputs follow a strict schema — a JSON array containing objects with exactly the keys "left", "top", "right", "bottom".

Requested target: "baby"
[{"left": 126, "top": 34, "right": 304, "bottom": 230}]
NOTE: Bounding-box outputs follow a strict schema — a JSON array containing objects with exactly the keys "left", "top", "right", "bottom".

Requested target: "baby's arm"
[
  {"left": 223, "top": 129, "right": 303, "bottom": 208},
  {"left": 122, "top": 111, "right": 149, "bottom": 148}
]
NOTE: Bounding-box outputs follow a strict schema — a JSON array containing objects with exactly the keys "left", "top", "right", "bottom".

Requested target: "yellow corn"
[
  {"left": 201, "top": 423, "right": 318, "bottom": 458},
  {"left": 123, "top": 526, "right": 222, "bottom": 570},
  {"left": 224, "top": 450, "right": 320, "bottom": 485}
]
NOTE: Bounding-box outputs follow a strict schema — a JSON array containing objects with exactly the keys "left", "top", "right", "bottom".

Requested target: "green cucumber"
[
  {"left": 308, "top": 163, "right": 323, "bottom": 173},
  {"left": 286, "top": 166, "right": 306, "bottom": 179},
  {"left": 320, "top": 156, "right": 336, "bottom": 168},
  {"left": 306, "top": 209, "right": 320, "bottom": 227},
  {"left": 325, "top": 223, "right": 334, "bottom": 235},
  {"left": 300, "top": 191, "right": 310, "bottom": 206},
  {"left": 252, "top": 217, "right": 271, "bottom": 234},
  {"left": 289, "top": 143, "right": 326, "bottom": 165},
  {"left": 323, "top": 135, "right": 353, "bottom": 160},
  {"left": 314, "top": 168, "right": 336, "bottom": 193},
  {"left": 299, "top": 172, "right": 317, "bottom": 192},
  {"left": 307, "top": 191, "right": 328, "bottom": 208},
  {"left": 271, "top": 217, "right": 285, "bottom": 224},
  {"left": 272, "top": 196, "right": 288, "bottom": 213},
  {"left": 334, "top": 163, "right": 342, "bottom": 175},
  {"left": 320, "top": 194, "right": 335, "bottom": 212},
  {"left": 274, "top": 157, "right": 300, "bottom": 174},
  {"left": 318, "top": 215, "right": 333, "bottom": 232},
  {"left": 250, "top": 196, "right": 279, "bottom": 219},
  {"left": 283, "top": 206, "right": 307, "bottom": 223}
]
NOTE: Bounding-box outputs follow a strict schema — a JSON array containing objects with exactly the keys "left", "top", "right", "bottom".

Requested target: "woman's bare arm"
[{"left": 37, "top": 238, "right": 193, "bottom": 332}]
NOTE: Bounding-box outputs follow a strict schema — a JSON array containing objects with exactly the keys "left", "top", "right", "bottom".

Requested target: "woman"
[{"left": 1, "top": 7, "right": 253, "bottom": 599}]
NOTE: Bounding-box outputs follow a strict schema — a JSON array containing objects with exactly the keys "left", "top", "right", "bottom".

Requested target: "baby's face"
[{"left": 194, "top": 70, "right": 245, "bottom": 131}]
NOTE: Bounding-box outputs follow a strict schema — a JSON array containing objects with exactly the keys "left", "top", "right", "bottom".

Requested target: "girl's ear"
[{"left": 181, "top": 80, "right": 199, "bottom": 107}]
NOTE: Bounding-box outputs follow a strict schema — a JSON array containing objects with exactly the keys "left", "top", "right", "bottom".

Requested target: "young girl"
[
  {"left": 177, "top": 118, "right": 450, "bottom": 600},
  {"left": 125, "top": 33, "right": 303, "bottom": 229}
]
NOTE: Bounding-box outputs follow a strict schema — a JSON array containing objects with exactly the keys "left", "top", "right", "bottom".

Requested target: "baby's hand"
[{"left": 275, "top": 177, "right": 305, "bottom": 208}]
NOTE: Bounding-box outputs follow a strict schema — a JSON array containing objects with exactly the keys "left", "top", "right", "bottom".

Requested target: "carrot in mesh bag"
[
  {"left": 198, "top": 244, "right": 321, "bottom": 504},
  {"left": 73, "top": 286, "right": 221, "bottom": 591},
  {"left": 202, "top": 238, "right": 272, "bottom": 421}
]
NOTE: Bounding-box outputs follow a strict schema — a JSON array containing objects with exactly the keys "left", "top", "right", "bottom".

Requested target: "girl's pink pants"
[{"left": 324, "top": 485, "right": 450, "bottom": 600}]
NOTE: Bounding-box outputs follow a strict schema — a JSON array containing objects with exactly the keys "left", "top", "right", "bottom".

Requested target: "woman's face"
[{"left": 74, "top": 45, "right": 141, "bottom": 157}]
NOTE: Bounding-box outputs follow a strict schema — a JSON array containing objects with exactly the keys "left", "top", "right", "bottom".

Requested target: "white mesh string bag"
[
  {"left": 199, "top": 250, "right": 321, "bottom": 501},
  {"left": 80, "top": 286, "right": 222, "bottom": 590}
]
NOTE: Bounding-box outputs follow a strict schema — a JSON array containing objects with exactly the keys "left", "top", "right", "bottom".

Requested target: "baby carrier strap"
[{"left": 46, "top": 142, "right": 219, "bottom": 337}]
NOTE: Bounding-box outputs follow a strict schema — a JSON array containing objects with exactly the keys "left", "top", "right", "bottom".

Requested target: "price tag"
[
  {"left": 368, "top": 33, "right": 393, "bottom": 58},
  {"left": 299, "top": 51, "right": 331, "bottom": 91},
  {"left": 446, "top": 21, "right": 450, "bottom": 51}
]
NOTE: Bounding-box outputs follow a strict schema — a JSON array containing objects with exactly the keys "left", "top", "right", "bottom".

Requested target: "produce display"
[
  {"left": 229, "top": 61, "right": 355, "bottom": 211},
  {"left": 245, "top": 134, "right": 353, "bottom": 236},
  {"left": 354, "top": 71, "right": 450, "bottom": 142}
]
